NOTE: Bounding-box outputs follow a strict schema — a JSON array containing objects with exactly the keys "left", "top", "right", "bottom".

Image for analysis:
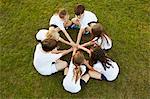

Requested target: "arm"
[
  {"left": 81, "top": 41, "right": 94, "bottom": 47},
  {"left": 62, "top": 29, "right": 74, "bottom": 43},
  {"left": 76, "top": 28, "right": 84, "bottom": 44},
  {"left": 78, "top": 45, "right": 91, "bottom": 56},
  {"left": 61, "top": 48, "right": 73, "bottom": 56},
  {"left": 72, "top": 47, "right": 77, "bottom": 56},
  {"left": 83, "top": 60, "right": 95, "bottom": 71},
  {"left": 59, "top": 37, "right": 76, "bottom": 47}
]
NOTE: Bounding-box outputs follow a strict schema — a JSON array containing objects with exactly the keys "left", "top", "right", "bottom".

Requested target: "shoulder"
[
  {"left": 104, "top": 34, "right": 111, "bottom": 40},
  {"left": 107, "top": 59, "right": 118, "bottom": 67},
  {"left": 51, "top": 14, "right": 58, "bottom": 19},
  {"left": 35, "top": 43, "right": 42, "bottom": 52},
  {"left": 85, "top": 10, "right": 96, "bottom": 16},
  {"left": 69, "top": 61, "right": 75, "bottom": 68},
  {"left": 36, "top": 29, "right": 48, "bottom": 41},
  {"left": 93, "top": 61, "right": 103, "bottom": 68},
  {"left": 37, "top": 29, "right": 48, "bottom": 34},
  {"left": 94, "top": 61, "right": 102, "bottom": 65},
  {"left": 80, "top": 65, "right": 86, "bottom": 70}
]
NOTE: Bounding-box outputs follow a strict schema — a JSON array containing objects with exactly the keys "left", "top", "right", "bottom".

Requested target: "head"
[
  {"left": 46, "top": 27, "right": 59, "bottom": 40},
  {"left": 58, "top": 9, "right": 67, "bottom": 19},
  {"left": 72, "top": 51, "right": 85, "bottom": 66},
  {"left": 90, "top": 47, "right": 111, "bottom": 70},
  {"left": 74, "top": 4, "right": 85, "bottom": 19},
  {"left": 41, "top": 39, "right": 58, "bottom": 52},
  {"left": 91, "top": 23, "right": 104, "bottom": 38},
  {"left": 90, "top": 47, "right": 106, "bottom": 65}
]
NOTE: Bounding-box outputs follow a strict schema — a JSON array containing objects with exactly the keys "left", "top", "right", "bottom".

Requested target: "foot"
[{"left": 70, "top": 24, "right": 80, "bottom": 30}]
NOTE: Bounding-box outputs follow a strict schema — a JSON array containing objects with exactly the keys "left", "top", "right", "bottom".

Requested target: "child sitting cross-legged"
[
  {"left": 63, "top": 50, "right": 90, "bottom": 93},
  {"left": 33, "top": 38, "right": 73, "bottom": 75}
]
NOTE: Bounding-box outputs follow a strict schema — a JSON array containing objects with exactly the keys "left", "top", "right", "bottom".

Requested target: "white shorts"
[{"left": 50, "top": 63, "right": 58, "bottom": 74}]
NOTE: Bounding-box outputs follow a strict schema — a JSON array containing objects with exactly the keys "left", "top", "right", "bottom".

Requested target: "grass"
[{"left": 0, "top": 0, "right": 150, "bottom": 98}]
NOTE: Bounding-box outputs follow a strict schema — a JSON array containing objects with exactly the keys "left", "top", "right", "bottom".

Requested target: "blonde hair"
[
  {"left": 73, "top": 66, "right": 82, "bottom": 83},
  {"left": 72, "top": 51, "right": 85, "bottom": 66},
  {"left": 58, "top": 8, "right": 67, "bottom": 19},
  {"left": 46, "top": 27, "right": 60, "bottom": 41}
]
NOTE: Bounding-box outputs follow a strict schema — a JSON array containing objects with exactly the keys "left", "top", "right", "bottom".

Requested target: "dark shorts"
[
  {"left": 101, "top": 74, "right": 108, "bottom": 81},
  {"left": 50, "top": 24, "right": 58, "bottom": 28},
  {"left": 80, "top": 79, "right": 86, "bottom": 88}
]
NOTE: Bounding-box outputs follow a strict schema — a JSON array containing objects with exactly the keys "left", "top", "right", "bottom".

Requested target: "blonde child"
[
  {"left": 63, "top": 51, "right": 90, "bottom": 93},
  {"left": 36, "top": 27, "right": 76, "bottom": 47}
]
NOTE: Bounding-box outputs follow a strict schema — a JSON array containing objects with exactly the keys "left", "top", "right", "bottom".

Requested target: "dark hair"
[
  {"left": 89, "top": 47, "right": 111, "bottom": 70},
  {"left": 91, "top": 23, "right": 109, "bottom": 45},
  {"left": 74, "top": 4, "right": 85, "bottom": 15},
  {"left": 41, "top": 39, "right": 57, "bottom": 52},
  {"left": 59, "top": 9, "right": 67, "bottom": 19},
  {"left": 73, "top": 51, "right": 85, "bottom": 66}
]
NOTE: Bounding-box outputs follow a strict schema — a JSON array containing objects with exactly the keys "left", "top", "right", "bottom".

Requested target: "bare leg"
[
  {"left": 55, "top": 60, "right": 68, "bottom": 71},
  {"left": 64, "top": 67, "right": 69, "bottom": 75},
  {"left": 81, "top": 73, "right": 90, "bottom": 83},
  {"left": 88, "top": 70, "right": 101, "bottom": 80}
]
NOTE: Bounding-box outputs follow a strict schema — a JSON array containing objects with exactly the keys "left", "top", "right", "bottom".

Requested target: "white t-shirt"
[
  {"left": 49, "top": 14, "right": 65, "bottom": 30},
  {"left": 33, "top": 43, "right": 62, "bottom": 75},
  {"left": 63, "top": 61, "right": 86, "bottom": 93},
  {"left": 93, "top": 59, "right": 119, "bottom": 81},
  {"left": 79, "top": 11, "right": 98, "bottom": 29},
  {"left": 92, "top": 34, "right": 112, "bottom": 50},
  {"left": 36, "top": 29, "right": 48, "bottom": 41},
  {"left": 36, "top": 29, "right": 60, "bottom": 41}
]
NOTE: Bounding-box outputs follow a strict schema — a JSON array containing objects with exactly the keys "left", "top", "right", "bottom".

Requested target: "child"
[
  {"left": 81, "top": 23, "right": 112, "bottom": 50},
  {"left": 49, "top": 8, "right": 75, "bottom": 45},
  {"left": 72, "top": 4, "right": 98, "bottom": 44},
  {"left": 33, "top": 38, "right": 73, "bottom": 75},
  {"left": 63, "top": 51, "right": 90, "bottom": 93},
  {"left": 36, "top": 27, "right": 76, "bottom": 47},
  {"left": 84, "top": 47, "right": 119, "bottom": 81}
]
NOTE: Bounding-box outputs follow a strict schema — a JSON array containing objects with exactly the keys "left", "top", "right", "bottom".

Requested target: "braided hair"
[{"left": 89, "top": 47, "right": 112, "bottom": 70}]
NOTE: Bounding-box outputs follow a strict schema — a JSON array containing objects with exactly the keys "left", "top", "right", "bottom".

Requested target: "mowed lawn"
[{"left": 0, "top": 0, "right": 150, "bottom": 98}]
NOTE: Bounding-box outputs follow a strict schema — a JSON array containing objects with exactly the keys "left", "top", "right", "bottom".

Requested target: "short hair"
[
  {"left": 73, "top": 51, "right": 85, "bottom": 66},
  {"left": 58, "top": 9, "right": 67, "bottom": 19},
  {"left": 92, "top": 23, "right": 104, "bottom": 37},
  {"left": 74, "top": 4, "right": 85, "bottom": 15},
  {"left": 41, "top": 39, "right": 57, "bottom": 52}
]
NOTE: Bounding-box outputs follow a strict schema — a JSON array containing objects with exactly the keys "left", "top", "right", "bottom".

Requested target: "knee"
[
  {"left": 63, "top": 61, "right": 68, "bottom": 68},
  {"left": 88, "top": 70, "right": 92, "bottom": 76}
]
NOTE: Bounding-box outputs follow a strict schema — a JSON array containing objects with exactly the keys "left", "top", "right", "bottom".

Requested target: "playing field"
[{"left": 1, "top": 0, "right": 150, "bottom": 98}]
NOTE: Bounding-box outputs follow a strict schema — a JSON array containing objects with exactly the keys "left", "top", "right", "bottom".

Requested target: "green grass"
[{"left": 0, "top": 0, "right": 150, "bottom": 98}]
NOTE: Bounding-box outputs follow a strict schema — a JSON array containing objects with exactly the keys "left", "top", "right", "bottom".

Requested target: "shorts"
[
  {"left": 50, "top": 62, "right": 58, "bottom": 74},
  {"left": 80, "top": 79, "right": 86, "bottom": 88},
  {"left": 101, "top": 74, "right": 108, "bottom": 81}
]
